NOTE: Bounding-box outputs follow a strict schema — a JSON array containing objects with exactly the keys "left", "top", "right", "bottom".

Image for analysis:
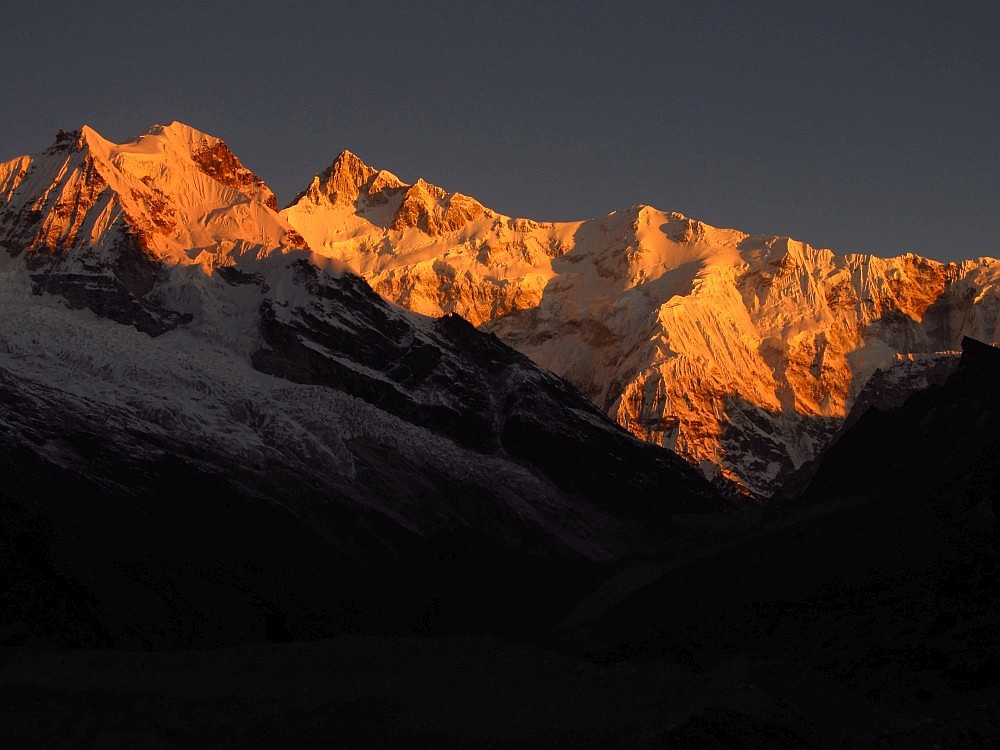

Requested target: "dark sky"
[{"left": 3, "top": 0, "right": 997, "bottom": 262}]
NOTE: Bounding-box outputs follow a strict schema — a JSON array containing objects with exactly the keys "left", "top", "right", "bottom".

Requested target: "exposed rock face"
[
  {"left": 291, "top": 150, "right": 406, "bottom": 209},
  {"left": 284, "top": 158, "right": 1000, "bottom": 497},
  {"left": 390, "top": 178, "right": 486, "bottom": 234},
  {"left": 192, "top": 140, "right": 278, "bottom": 210},
  {"left": 289, "top": 151, "right": 486, "bottom": 234}
]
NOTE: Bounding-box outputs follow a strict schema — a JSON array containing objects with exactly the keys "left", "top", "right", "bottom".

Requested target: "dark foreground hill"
[{"left": 5, "top": 341, "right": 1000, "bottom": 747}]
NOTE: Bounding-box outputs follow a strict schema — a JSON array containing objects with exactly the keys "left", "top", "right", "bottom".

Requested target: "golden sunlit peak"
[{"left": 331, "top": 149, "right": 370, "bottom": 169}]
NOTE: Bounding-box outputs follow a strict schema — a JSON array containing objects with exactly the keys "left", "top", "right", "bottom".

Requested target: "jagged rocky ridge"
[
  {"left": 284, "top": 151, "right": 1000, "bottom": 497},
  {"left": 0, "top": 123, "right": 720, "bottom": 647}
]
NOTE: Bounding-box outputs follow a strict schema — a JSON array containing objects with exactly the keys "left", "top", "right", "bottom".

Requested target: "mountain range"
[
  {"left": 281, "top": 145, "right": 1000, "bottom": 497},
  {"left": 6, "top": 122, "right": 999, "bottom": 498},
  {"left": 3, "top": 122, "right": 1000, "bottom": 747}
]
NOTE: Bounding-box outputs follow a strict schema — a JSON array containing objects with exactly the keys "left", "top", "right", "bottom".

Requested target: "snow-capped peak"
[
  {"left": 81, "top": 121, "right": 278, "bottom": 211},
  {"left": 0, "top": 122, "right": 304, "bottom": 277},
  {"left": 291, "top": 150, "right": 405, "bottom": 209}
]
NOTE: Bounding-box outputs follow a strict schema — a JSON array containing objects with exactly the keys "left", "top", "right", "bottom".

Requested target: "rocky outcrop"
[
  {"left": 390, "top": 178, "right": 486, "bottom": 234},
  {"left": 192, "top": 140, "right": 278, "bottom": 210},
  {"left": 290, "top": 150, "right": 406, "bottom": 209}
]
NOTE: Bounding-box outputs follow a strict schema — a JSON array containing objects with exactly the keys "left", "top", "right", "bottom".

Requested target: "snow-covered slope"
[{"left": 284, "top": 153, "right": 1000, "bottom": 496}]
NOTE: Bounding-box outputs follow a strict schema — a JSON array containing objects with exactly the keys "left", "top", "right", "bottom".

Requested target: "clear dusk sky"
[{"left": 3, "top": 0, "right": 998, "bottom": 262}]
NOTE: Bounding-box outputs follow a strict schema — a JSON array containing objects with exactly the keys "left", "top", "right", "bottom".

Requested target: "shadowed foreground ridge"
[{"left": 0, "top": 255, "right": 721, "bottom": 648}]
